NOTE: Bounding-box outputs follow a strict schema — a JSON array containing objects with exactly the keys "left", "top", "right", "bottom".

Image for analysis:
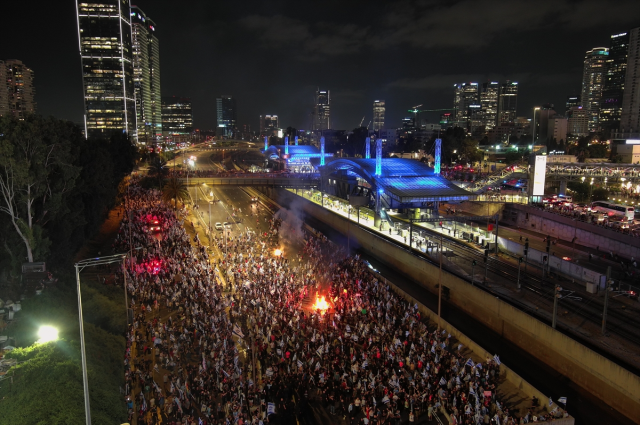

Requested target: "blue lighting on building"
[
  {"left": 285, "top": 137, "right": 289, "bottom": 155},
  {"left": 321, "top": 137, "right": 325, "bottom": 166},
  {"left": 295, "top": 136, "right": 298, "bottom": 146},
  {"left": 365, "top": 137, "right": 370, "bottom": 159},
  {"left": 375, "top": 138, "right": 382, "bottom": 176},
  {"left": 264, "top": 136, "right": 268, "bottom": 151},
  {"left": 434, "top": 138, "right": 441, "bottom": 175}
]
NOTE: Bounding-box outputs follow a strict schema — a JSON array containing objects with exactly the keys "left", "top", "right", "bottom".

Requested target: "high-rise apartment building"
[
  {"left": 161, "top": 96, "right": 193, "bottom": 135},
  {"left": 131, "top": 6, "right": 161, "bottom": 142},
  {"left": 621, "top": 27, "right": 640, "bottom": 137},
  {"left": 0, "top": 60, "right": 36, "bottom": 119},
  {"left": 259, "top": 115, "right": 278, "bottom": 135},
  {"left": 313, "top": 89, "right": 330, "bottom": 130},
  {"left": 600, "top": 32, "right": 629, "bottom": 133},
  {"left": 497, "top": 81, "right": 518, "bottom": 125},
  {"left": 372, "top": 100, "right": 385, "bottom": 131},
  {"left": 480, "top": 82, "right": 499, "bottom": 130},
  {"left": 581, "top": 47, "right": 609, "bottom": 132},
  {"left": 567, "top": 106, "right": 589, "bottom": 137},
  {"left": 76, "top": 0, "right": 137, "bottom": 141},
  {"left": 216, "top": 95, "right": 237, "bottom": 138},
  {"left": 453, "top": 83, "right": 479, "bottom": 121}
]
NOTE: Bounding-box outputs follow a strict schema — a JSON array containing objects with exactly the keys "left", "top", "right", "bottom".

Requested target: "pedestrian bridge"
[{"left": 181, "top": 175, "right": 321, "bottom": 188}]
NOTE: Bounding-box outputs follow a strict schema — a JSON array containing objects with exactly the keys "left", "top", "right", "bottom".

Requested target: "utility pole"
[
  {"left": 517, "top": 257, "right": 523, "bottom": 291},
  {"left": 471, "top": 260, "right": 476, "bottom": 286},
  {"left": 437, "top": 231, "right": 443, "bottom": 330},
  {"left": 602, "top": 266, "right": 611, "bottom": 335},
  {"left": 552, "top": 284, "right": 561, "bottom": 329}
]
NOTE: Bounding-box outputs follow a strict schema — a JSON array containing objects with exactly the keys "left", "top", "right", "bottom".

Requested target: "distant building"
[
  {"left": 378, "top": 128, "right": 397, "bottom": 146},
  {"left": 0, "top": 59, "right": 36, "bottom": 119},
  {"left": 131, "top": 6, "right": 162, "bottom": 142},
  {"left": 372, "top": 100, "right": 385, "bottom": 131},
  {"left": 581, "top": 47, "right": 609, "bottom": 132},
  {"left": 216, "top": 95, "right": 237, "bottom": 138},
  {"left": 259, "top": 115, "right": 279, "bottom": 136},
  {"left": 567, "top": 106, "right": 589, "bottom": 137},
  {"left": 313, "top": 89, "right": 330, "bottom": 130},
  {"left": 616, "top": 144, "right": 640, "bottom": 164},
  {"left": 537, "top": 104, "right": 557, "bottom": 143},
  {"left": 480, "top": 82, "right": 499, "bottom": 130},
  {"left": 453, "top": 83, "right": 479, "bottom": 131},
  {"left": 76, "top": 0, "right": 137, "bottom": 141},
  {"left": 162, "top": 96, "right": 193, "bottom": 137},
  {"left": 497, "top": 81, "right": 518, "bottom": 125},
  {"left": 620, "top": 27, "right": 640, "bottom": 138},
  {"left": 547, "top": 116, "right": 568, "bottom": 142},
  {"left": 599, "top": 32, "right": 629, "bottom": 133},
  {"left": 566, "top": 95, "right": 580, "bottom": 110}
]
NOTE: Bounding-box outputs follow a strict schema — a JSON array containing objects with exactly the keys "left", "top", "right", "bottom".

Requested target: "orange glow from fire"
[
  {"left": 274, "top": 249, "right": 282, "bottom": 256},
  {"left": 313, "top": 296, "right": 329, "bottom": 313}
]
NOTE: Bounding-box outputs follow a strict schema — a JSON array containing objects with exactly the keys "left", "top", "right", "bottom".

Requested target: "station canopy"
[
  {"left": 322, "top": 158, "right": 474, "bottom": 203},
  {"left": 264, "top": 145, "right": 330, "bottom": 160}
]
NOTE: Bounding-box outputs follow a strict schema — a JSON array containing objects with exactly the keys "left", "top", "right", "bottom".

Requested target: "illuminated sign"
[{"left": 532, "top": 155, "right": 547, "bottom": 196}]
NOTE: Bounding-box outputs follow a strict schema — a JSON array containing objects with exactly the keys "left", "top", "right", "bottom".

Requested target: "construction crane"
[
  {"left": 408, "top": 106, "right": 455, "bottom": 126},
  {"left": 359, "top": 116, "right": 365, "bottom": 127}
]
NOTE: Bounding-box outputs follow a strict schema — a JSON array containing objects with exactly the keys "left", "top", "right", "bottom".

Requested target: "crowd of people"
[{"left": 111, "top": 179, "right": 568, "bottom": 424}]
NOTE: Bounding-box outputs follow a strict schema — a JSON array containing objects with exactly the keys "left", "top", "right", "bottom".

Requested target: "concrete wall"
[
  {"left": 454, "top": 201, "right": 506, "bottom": 217},
  {"left": 274, "top": 189, "right": 640, "bottom": 423},
  {"left": 504, "top": 204, "right": 640, "bottom": 257}
]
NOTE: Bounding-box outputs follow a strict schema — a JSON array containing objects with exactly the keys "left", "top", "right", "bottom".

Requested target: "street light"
[
  {"left": 74, "top": 253, "right": 128, "bottom": 425},
  {"left": 37, "top": 326, "right": 59, "bottom": 343}
]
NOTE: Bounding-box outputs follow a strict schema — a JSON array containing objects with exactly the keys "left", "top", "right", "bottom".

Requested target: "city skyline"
[{"left": 2, "top": 0, "right": 639, "bottom": 133}]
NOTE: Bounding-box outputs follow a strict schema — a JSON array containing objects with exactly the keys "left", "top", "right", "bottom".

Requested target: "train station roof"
[{"left": 323, "top": 158, "right": 474, "bottom": 203}]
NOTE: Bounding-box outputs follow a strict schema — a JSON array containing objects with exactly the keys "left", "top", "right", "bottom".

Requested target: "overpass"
[{"left": 546, "top": 163, "right": 640, "bottom": 183}]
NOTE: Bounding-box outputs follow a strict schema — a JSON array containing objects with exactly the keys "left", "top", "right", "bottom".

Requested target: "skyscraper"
[
  {"left": 621, "top": 27, "right": 640, "bottom": 137},
  {"left": 497, "top": 81, "right": 518, "bottom": 125},
  {"left": 259, "top": 115, "right": 278, "bottom": 135},
  {"left": 453, "top": 83, "right": 480, "bottom": 131},
  {"left": 566, "top": 95, "right": 581, "bottom": 110},
  {"left": 600, "top": 32, "right": 629, "bottom": 133},
  {"left": 373, "top": 100, "right": 385, "bottom": 131},
  {"left": 0, "top": 59, "right": 36, "bottom": 119},
  {"left": 480, "top": 82, "right": 499, "bottom": 130},
  {"left": 76, "top": 0, "right": 137, "bottom": 141},
  {"left": 313, "top": 89, "right": 330, "bottom": 130},
  {"left": 581, "top": 47, "right": 608, "bottom": 132},
  {"left": 162, "top": 96, "right": 193, "bottom": 135},
  {"left": 131, "top": 6, "right": 162, "bottom": 142},
  {"left": 216, "top": 95, "right": 237, "bottom": 138}
]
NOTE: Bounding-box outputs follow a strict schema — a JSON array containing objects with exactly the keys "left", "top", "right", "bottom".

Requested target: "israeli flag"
[
  {"left": 493, "top": 354, "right": 501, "bottom": 365},
  {"left": 297, "top": 359, "right": 303, "bottom": 368},
  {"left": 549, "top": 397, "right": 553, "bottom": 407},
  {"left": 439, "top": 377, "right": 446, "bottom": 386},
  {"left": 267, "top": 402, "right": 276, "bottom": 414},
  {"left": 346, "top": 324, "right": 351, "bottom": 333},
  {"left": 496, "top": 400, "right": 502, "bottom": 410},
  {"left": 476, "top": 363, "right": 482, "bottom": 370},
  {"left": 458, "top": 344, "right": 463, "bottom": 351},
  {"left": 222, "top": 369, "right": 230, "bottom": 378},
  {"left": 382, "top": 395, "right": 390, "bottom": 404},
  {"left": 558, "top": 397, "right": 567, "bottom": 405},
  {"left": 362, "top": 360, "right": 368, "bottom": 369},
  {"left": 466, "top": 358, "right": 475, "bottom": 367},
  {"left": 470, "top": 387, "right": 476, "bottom": 395}
]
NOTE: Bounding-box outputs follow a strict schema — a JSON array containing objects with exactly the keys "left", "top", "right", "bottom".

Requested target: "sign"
[{"left": 532, "top": 155, "right": 547, "bottom": 196}]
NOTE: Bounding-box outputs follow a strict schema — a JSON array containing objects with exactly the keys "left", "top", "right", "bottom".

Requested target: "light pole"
[
  {"left": 75, "top": 253, "right": 128, "bottom": 425},
  {"left": 209, "top": 201, "right": 213, "bottom": 246},
  {"left": 532, "top": 107, "right": 541, "bottom": 146}
]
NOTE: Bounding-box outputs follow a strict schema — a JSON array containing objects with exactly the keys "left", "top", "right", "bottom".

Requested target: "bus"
[{"left": 590, "top": 201, "right": 635, "bottom": 221}]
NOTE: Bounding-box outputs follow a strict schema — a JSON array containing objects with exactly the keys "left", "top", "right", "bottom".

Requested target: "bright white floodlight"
[{"left": 38, "top": 326, "right": 59, "bottom": 343}]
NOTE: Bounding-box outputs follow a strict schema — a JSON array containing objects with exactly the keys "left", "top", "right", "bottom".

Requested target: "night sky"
[{"left": 3, "top": 0, "right": 638, "bottom": 132}]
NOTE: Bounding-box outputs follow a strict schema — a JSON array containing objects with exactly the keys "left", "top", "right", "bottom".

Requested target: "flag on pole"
[
  {"left": 382, "top": 395, "right": 390, "bottom": 404},
  {"left": 466, "top": 358, "right": 475, "bottom": 367},
  {"left": 267, "top": 402, "right": 276, "bottom": 414},
  {"left": 439, "top": 377, "right": 446, "bottom": 386},
  {"left": 558, "top": 397, "right": 567, "bottom": 405},
  {"left": 493, "top": 354, "right": 501, "bottom": 365},
  {"left": 297, "top": 359, "right": 303, "bottom": 368},
  {"left": 549, "top": 397, "right": 553, "bottom": 407}
]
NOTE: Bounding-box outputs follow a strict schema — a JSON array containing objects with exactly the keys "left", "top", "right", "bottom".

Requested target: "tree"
[
  {"left": 0, "top": 115, "right": 80, "bottom": 263},
  {"left": 347, "top": 127, "right": 369, "bottom": 156},
  {"left": 148, "top": 156, "right": 168, "bottom": 188},
  {"left": 459, "top": 138, "right": 482, "bottom": 164},
  {"left": 162, "top": 177, "right": 189, "bottom": 209}
]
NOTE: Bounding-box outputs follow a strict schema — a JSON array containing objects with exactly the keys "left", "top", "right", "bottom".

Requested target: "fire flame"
[
  {"left": 274, "top": 249, "right": 282, "bottom": 256},
  {"left": 313, "top": 296, "right": 329, "bottom": 313}
]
